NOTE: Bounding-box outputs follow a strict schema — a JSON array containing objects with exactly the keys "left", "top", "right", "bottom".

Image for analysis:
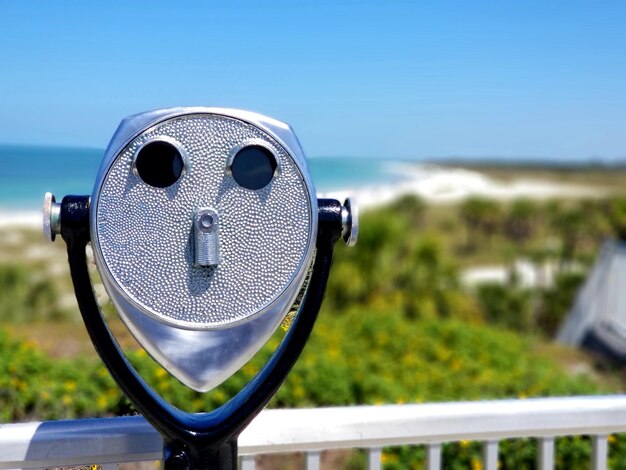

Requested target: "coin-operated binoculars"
[{"left": 43, "top": 108, "right": 357, "bottom": 469}]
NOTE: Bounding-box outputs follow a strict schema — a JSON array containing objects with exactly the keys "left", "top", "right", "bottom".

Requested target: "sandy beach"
[
  {"left": 0, "top": 211, "right": 42, "bottom": 229},
  {"left": 319, "top": 163, "right": 605, "bottom": 209}
]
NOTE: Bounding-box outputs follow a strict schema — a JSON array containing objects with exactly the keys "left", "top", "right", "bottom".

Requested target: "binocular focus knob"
[{"left": 194, "top": 208, "right": 220, "bottom": 267}]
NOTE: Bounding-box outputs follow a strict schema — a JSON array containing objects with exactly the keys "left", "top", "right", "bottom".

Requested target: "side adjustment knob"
[
  {"left": 43, "top": 192, "right": 62, "bottom": 242},
  {"left": 341, "top": 197, "right": 358, "bottom": 247}
]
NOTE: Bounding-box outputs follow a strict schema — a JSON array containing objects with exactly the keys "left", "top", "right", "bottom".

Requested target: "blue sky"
[{"left": 1, "top": 1, "right": 626, "bottom": 161}]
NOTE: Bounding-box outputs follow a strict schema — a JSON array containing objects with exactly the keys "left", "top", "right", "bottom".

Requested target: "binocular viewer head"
[
  {"left": 94, "top": 108, "right": 317, "bottom": 330},
  {"left": 45, "top": 108, "right": 357, "bottom": 392}
]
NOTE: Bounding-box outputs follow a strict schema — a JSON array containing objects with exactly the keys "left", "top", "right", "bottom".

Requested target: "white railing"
[{"left": 1, "top": 395, "right": 626, "bottom": 469}]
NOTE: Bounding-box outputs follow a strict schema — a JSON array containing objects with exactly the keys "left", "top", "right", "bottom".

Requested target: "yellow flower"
[
  {"left": 281, "top": 312, "right": 295, "bottom": 331},
  {"left": 242, "top": 364, "right": 257, "bottom": 376},
  {"left": 381, "top": 452, "right": 398, "bottom": 464},
  {"left": 213, "top": 389, "right": 227, "bottom": 403}
]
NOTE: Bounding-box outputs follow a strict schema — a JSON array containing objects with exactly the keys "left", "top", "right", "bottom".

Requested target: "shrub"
[
  {"left": 503, "top": 199, "right": 538, "bottom": 247},
  {"left": 475, "top": 282, "right": 533, "bottom": 332},
  {"left": 460, "top": 197, "right": 502, "bottom": 248},
  {"left": 324, "top": 209, "right": 480, "bottom": 322},
  {"left": 537, "top": 271, "right": 586, "bottom": 337},
  {"left": 605, "top": 197, "right": 626, "bottom": 241},
  {"left": 0, "top": 309, "right": 599, "bottom": 420},
  {"left": 0, "top": 264, "right": 65, "bottom": 323},
  {"left": 0, "top": 329, "right": 126, "bottom": 421}
]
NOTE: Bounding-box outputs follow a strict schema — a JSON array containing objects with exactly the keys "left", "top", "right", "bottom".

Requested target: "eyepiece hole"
[
  {"left": 134, "top": 140, "right": 185, "bottom": 188},
  {"left": 230, "top": 145, "right": 277, "bottom": 190}
]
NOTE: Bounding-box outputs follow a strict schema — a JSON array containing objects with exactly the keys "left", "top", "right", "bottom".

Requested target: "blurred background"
[{"left": 2, "top": 1, "right": 626, "bottom": 468}]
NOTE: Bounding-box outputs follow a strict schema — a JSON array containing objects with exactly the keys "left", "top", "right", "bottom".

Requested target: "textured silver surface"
[{"left": 94, "top": 114, "right": 312, "bottom": 329}]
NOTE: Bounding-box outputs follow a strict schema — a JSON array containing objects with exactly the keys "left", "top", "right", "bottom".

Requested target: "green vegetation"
[
  {"left": 0, "top": 330, "right": 124, "bottom": 421},
  {"left": 4, "top": 187, "right": 626, "bottom": 467},
  {"left": 538, "top": 272, "right": 587, "bottom": 337},
  {"left": 1, "top": 310, "right": 599, "bottom": 421},
  {"left": 326, "top": 194, "right": 625, "bottom": 338},
  {"left": 606, "top": 197, "right": 626, "bottom": 240},
  {"left": 460, "top": 197, "right": 502, "bottom": 248},
  {"left": 0, "top": 263, "right": 63, "bottom": 323}
]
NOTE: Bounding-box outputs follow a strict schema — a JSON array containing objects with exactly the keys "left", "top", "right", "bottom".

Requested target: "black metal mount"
[{"left": 60, "top": 195, "right": 343, "bottom": 470}]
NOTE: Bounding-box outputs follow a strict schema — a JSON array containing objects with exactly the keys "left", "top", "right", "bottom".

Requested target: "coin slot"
[
  {"left": 134, "top": 140, "right": 185, "bottom": 188},
  {"left": 230, "top": 145, "right": 278, "bottom": 190}
]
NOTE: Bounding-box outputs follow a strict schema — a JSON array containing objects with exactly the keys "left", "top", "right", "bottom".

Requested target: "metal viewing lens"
[
  {"left": 133, "top": 139, "right": 185, "bottom": 188},
  {"left": 230, "top": 145, "right": 277, "bottom": 190}
]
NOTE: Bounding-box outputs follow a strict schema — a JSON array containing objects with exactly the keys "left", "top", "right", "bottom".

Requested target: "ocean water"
[
  {"left": 0, "top": 144, "right": 411, "bottom": 212},
  {"left": 0, "top": 144, "right": 102, "bottom": 211}
]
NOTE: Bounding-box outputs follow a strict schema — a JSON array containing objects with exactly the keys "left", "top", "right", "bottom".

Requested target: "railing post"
[
  {"left": 483, "top": 440, "right": 499, "bottom": 470},
  {"left": 426, "top": 442, "right": 442, "bottom": 470},
  {"left": 592, "top": 435, "right": 608, "bottom": 470},
  {"left": 367, "top": 447, "right": 382, "bottom": 470},
  {"left": 305, "top": 450, "right": 321, "bottom": 470},
  {"left": 240, "top": 455, "right": 255, "bottom": 470},
  {"left": 538, "top": 437, "right": 555, "bottom": 470}
]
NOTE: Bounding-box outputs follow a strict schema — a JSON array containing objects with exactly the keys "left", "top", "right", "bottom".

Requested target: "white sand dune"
[
  {"left": 320, "top": 164, "right": 604, "bottom": 209},
  {"left": 0, "top": 211, "right": 41, "bottom": 229}
]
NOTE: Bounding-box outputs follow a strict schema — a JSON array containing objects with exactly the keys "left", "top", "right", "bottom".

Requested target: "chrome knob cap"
[
  {"left": 342, "top": 197, "right": 358, "bottom": 247},
  {"left": 43, "top": 192, "right": 61, "bottom": 242}
]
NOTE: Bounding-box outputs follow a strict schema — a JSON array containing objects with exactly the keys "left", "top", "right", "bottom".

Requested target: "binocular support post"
[{"left": 60, "top": 195, "right": 343, "bottom": 470}]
